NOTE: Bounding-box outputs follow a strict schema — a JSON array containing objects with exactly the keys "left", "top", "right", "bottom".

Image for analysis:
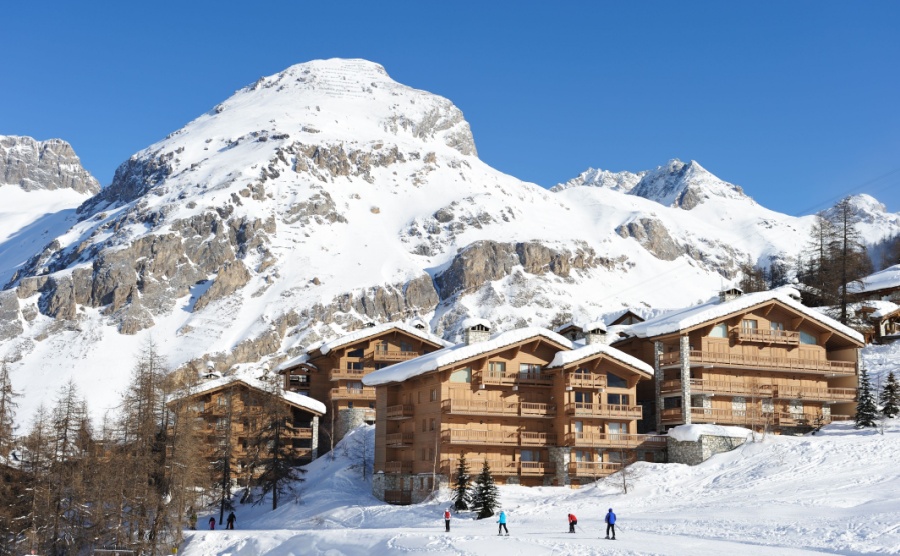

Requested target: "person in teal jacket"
[{"left": 497, "top": 510, "right": 508, "bottom": 535}]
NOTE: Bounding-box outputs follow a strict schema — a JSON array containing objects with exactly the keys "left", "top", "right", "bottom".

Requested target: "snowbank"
[{"left": 668, "top": 424, "right": 752, "bottom": 442}]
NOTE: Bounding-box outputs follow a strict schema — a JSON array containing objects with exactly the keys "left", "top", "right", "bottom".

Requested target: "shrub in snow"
[
  {"left": 470, "top": 459, "right": 500, "bottom": 519},
  {"left": 881, "top": 371, "right": 899, "bottom": 418},
  {"left": 856, "top": 368, "right": 878, "bottom": 428}
]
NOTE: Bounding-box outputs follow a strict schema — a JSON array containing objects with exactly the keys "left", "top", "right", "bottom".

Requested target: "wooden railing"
[
  {"left": 660, "top": 380, "right": 857, "bottom": 402},
  {"left": 441, "top": 429, "right": 520, "bottom": 445},
  {"left": 475, "top": 370, "right": 554, "bottom": 387},
  {"left": 330, "top": 387, "right": 376, "bottom": 400},
  {"left": 564, "top": 403, "right": 643, "bottom": 418},
  {"left": 371, "top": 350, "right": 420, "bottom": 362},
  {"left": 661, "top": 407, "right": 767, "bottom": 426},
  {"left": 383, "top": 461, "right": 413, "bottom": 474},
  {"left": 441, "top": 458, "right": 554, "bottom": 476},
  {"left": 564, "top": 432, "right": 667, "bottom": 449},
  {"left": 520, "top": 431, "right": 557, "bottom": 445},
  {"left": 730, "top": 327, "right": 800, "bottom": 345},
  {"left": 441, "top": 399, "right": 556, "bottom": 418},
  {"left": 329, "top": 368, "right": 367, "bottom": 380},
  {"left": 568, "top": 461, "right": 621, "bottom": 477},
  {"left": 385, "top": 404, "right": 415, "bottom": 419},
  {"left": 385, "top": 432, "right": 414, "bottom": 446},
  {"left": 659, "top": 351, "right": 855, "bottom": 375},
  {"left": 567, "top": 372, "right": 607, "bottom": 389},
  {"left": 773, "top": 387, "right": 856, "bottom": 402}
]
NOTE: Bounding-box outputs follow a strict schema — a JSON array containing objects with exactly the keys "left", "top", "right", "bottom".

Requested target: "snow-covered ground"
[{"left": 179, "top": 417, "right": 900, "bottom": 555}]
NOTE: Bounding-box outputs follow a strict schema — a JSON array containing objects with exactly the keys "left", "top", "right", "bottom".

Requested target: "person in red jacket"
[
  {"left": 568, "top": 513, "right": 578, "bottom": 533},
  {"left": 444, "top": 509, "right": 451, "bottom": 532}
]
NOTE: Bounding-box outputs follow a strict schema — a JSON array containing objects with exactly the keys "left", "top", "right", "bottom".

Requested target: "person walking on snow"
[
  {"left": 497, "top": 510, "right": 508, "bottom": 536},
  {"left": 605, "top": 508, "right": 616, "bottom": 540},
  {"left": 568, "top": 513, "right": 578, "bottom": 533},
  {"left": 208, "top": 517, "right": 216, "bottom": 530},
  {"left": 444, "top": 509, "right": 452, "bottom": 532},
  {"left": 226, "top": 511, "right": 236, "bottom": 530}
]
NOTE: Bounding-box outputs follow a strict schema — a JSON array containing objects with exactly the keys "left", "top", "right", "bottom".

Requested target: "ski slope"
[{"left": 178, "top": 419, "right": 900, "bottom": 555}]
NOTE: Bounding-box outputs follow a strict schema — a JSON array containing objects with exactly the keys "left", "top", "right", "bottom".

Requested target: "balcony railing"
[
  {"left": 385, "top": 404, "right": 415, "bottom": 419},
  {"left": 441, "top": 429, "right": 520, "bottom": 445},
  {"left": 385, "top": 433, "right": 414, "bottom": 447},
  {"left": 331, "top": 387, "right": 376, "bottom": 400},
  {"left": 567, "top": 372, "right": 607, "bottom": 389},
  {"left": 383, "top": 461, "right": 413, "bottom": 474},
  {"left": 659, "top": 350, "right": 856, "bottom": 375},
  {"left": 441, "top": 458, "right": 554, "bottom": 476},
  {"left": 730, "top": 327, "right": 800, "bottom": 346},
  {"left": 772, "top": 386, "right": 856, "bottom": 402},
  {"left": 568, "top": 461, "right": 621, "bottom": 477},
  {"left": 520, "top": 431, "right": 557, "bottom": 445},
  {"left": 441, "top": 399, "right": 556, "bottom": 418},
  {"left": 371, "top": 350, "right": 420, "bottom": 363},
  {"left": 661, "top": 407, "right": 768, "bottom": 426},
  {"left": 774, "top": 412, "right": 849, "bottom": 426},
  {"left": 660, "top": 380, "right": 857, "bottom": 403},
  {"left": 564, "top": 432, "right": 667, "bottom": 449},
  {"left": 564, "top": 403, "right": 643, "bottom": 418},
  {"left": 475, "top": 370, "right": 554, "bottom": 387},
  {"left": 329, "top": 368, "right": 367, "bottom": 381}
]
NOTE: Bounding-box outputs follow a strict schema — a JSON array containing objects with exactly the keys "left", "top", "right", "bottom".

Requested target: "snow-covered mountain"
[{"left": 2, "top": 58, "right": 900, "bottom": 422}]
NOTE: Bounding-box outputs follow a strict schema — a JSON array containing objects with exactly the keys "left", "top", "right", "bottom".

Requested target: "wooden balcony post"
[
  {"left": 680, "top": 335, "right": 692, "bottom": 425},
  {"left": 654, "top": 340, "right": 663, "bottom": 433}
]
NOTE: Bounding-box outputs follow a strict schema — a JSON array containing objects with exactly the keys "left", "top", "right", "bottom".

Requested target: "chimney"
[
  {"left": 583, "top": 321, "right": 607, "bottom": 345},
  {"left": 462, "top": 318, "right": 491, "bottom": 345},
  {"left": 718, "top": 287, "right": 743, "bottom": 304}
]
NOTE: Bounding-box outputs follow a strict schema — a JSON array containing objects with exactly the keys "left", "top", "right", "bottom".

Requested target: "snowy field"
[{"left": 179, "top": 419, "right": 900, "bottom": 556}]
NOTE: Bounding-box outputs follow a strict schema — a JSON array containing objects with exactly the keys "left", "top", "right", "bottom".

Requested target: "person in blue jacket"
[
  {"left": 604, "top": 508, "right": 616, "bottom": 539},
  {"left": 497, "top": 510, "right": 508, "bottom": 536}
]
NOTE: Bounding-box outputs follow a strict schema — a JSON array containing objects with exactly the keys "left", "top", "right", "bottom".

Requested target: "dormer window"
[
  {"left": 800, "top": 331, "right": 817, "bottom": 345},
  {"left": 741, "top": 319, "right": 758, "bottom": 331},
  {"left": 348, "top": 348, "right": 364, "bottom": 358},
  {"left": 710, "top": 323, "right": 727, "bottom": 338}
]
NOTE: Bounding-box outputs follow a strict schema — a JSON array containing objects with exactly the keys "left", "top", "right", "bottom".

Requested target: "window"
[
  {"left": 417, "top": 391, "right": 422, "bottom": 404},
  {"left": 369, "top": 402, "right": 375, "bottom": 409},
  {"left": 289, "top": 374, "right": 308, "bottom": 384},
  {"left": 663, "top": 397, "right": 682, "bottom": 409},
  {"left": 732, "top": 396, "right": 746, "bottom": 412},
  {"left": 374, "top": 363, "right": 387, "bottom": 370},
  {"left": 375, "top": 341, "right": 388, "bottom": 353},
  {"left": 607, "top": 393, "right": 629, "bottom": 406},
  {"left": 573, "top": 420, "right": 584, "bottom": 433},
  {"left": 348, "top": 348, "right": 364, "bottom": 358},
  {"left": 606, "top": 373, "right": 627, "bottom": 388},
  {"left": 489, "top": 361, "right": 506, "bottom": 377},
  {"left": 428, "top": 447, "right": 435, "bottom": 461},
  {"left": 217, "top": 396, "right": 226, "bottom": 406},
  {"left": 430, "top": 388, "right": 437, "bottom": 402},
  {"left": 348, "top": 401, "right": 354, "bottom": 408},
  {"left": 770, "top": 321, "right": 784, "bottom": 331},
  {"left": 519, "top": 363, "right": 542, "bottom": 377},
  {"left": 710, "top": 323, "right": 727, "bottom": 338},
  {"left": 607, "top": 422, "right": 626, "bottom": 435},
  {"left": 762, "top": 398, "right": 774, "bottom": 413},
  {"left": 519, "top": 449, "right": 538, "bottom": 462},
  {"left": 429, "top": 418, "right": 435, "bottom": 431},
  {"left": 800, "top": 331, "right": 817, "bottom": 345},
  {"left": 346, "top": 361, "right": 363, "bottom": 370},
  {"left": 574, "top": 449, "right": 590, "bottom": 462},
  {"left": 742, "top": 319, "right": 758, "bottom": 330},
  {"left": 450, "top": 367, "right": 472, "bottom": 383},
  {"left": 400, "top": 341, "right": 413, "bottom": 352},
  {"left": 574, "top": 391, "right": 591, "bottom": 403}
]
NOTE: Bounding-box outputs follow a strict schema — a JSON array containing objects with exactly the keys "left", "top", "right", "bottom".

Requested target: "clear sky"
[{"left": 3, "top": 1, "right": 898, "bottom": 215}]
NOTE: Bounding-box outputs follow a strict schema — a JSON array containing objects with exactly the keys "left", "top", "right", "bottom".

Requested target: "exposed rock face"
[
  {"left": 0, "top": 291, "right": 23, "bottom": 341},
  {"left": 0, "top": 136, "right": 101, "bottom": 194},
  {"left": 616, "top": 218, "right": 682, "bottom": 261},
  {"left": 78, "top": 150, "right": 174, "bottom": 214}
]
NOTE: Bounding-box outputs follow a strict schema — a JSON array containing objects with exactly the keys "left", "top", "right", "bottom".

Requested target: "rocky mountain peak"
[
  {"left": 0, "top": 135, "right": 100, "bottom": 195},
  {"left": 550, "top": 167, "right": 646, "bottom": 193},
  {"left": 629, "top": 159, "right": 749, "bottom": 210}
]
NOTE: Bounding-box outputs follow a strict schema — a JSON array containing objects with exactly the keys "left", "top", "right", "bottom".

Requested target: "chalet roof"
[
  {"left": 624, "top": 286, "right": 864, "bottom": 345},
  {"left": 583, "top": 320, "right": 607, "bottom": 333},
  {"left": 460, "top": 317, "right": 492, "bottom": 330},
  {"left": 275, "top": 353, "right": 316, "bottom": 373},
  {"left": 553, "top": 322, "right": 581, "bottom": 333},
  {"left": 363, "top": 327, "right": 574, "bottom": 386},
  {"left": 848, "top": 264, "right": 900, "bottom": 295},
  {"left": 863, "top": 300, "right": 900, "bottom": 320},
  {"left": 546, "top": 342, "right": 653, "bottom": 376},
  {"left": 313, "top": 322, "right": 452, "bottom": 356},
  {"left": 171, "top": 376, "right": 326, "bottom": 416}
]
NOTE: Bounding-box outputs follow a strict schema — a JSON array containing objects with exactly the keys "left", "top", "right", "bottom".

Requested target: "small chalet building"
[
  {"left": 167, "top": 377, "right": 325, "bottom": 480},
  {"left": 363, "top": 320, "right": 663, "bottom": 505},
  {"left": 277, "top": 322, "right": 450, "bottom": 445},
  {"left": 613, "top": 287, "right": 865, "bottom": 433},
  {"left": 849, "top": 263, "right": 900, "bottom": 302},
  {"left": 849, "top": 264, "right": 900, "bottom": 344}
]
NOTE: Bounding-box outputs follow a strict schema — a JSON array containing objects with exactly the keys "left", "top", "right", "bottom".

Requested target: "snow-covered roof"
[
  {"left": 668, "top": 424, "right": 752, "bottom": 442},
  {"left": 582, "top": 320, "right": 607, "bottom": 333},
  {"left": 173, "top": 376, "right": 326, "bottom": 415},
  {"left": 363, "top": 327, "right": 574, "bottom": 386},
  {"left": 624, "top": 286, "right": 864, "bottom": 344},
  {"left": 553, "top": 321, "right": 581, "bottom": 333},
  {"left": 314, "top": 322, "right": 452, "bottom": 356},
  {"left": 275, "top": 353, "right": 316, "bottom": 373},
  {"left": 460, "top": 317, "right": 492, "bottom": 330},
  {"left": 848, "top": 264, "right": 900, "bottom": 295},
  {"left": 546, "top": 342, "right": 653, "bottom": 376}
]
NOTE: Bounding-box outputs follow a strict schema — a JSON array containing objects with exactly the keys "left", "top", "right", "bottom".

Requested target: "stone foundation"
[
  {"left": 667, "top": 434, "right": 746, "bottom": 465},
  {"left": 373, "top": 472, "right": 449, "bottom": 504}
]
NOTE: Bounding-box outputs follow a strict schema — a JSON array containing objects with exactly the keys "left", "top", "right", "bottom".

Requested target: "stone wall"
[
  {"left": 372, "top": 472, "right": 449, "bottom": 504},
  {"left": 548, "top": 446, "right": 570, "bottom": 486},
  {"left": 667, "top": 434, "right": 746, "bottom": 466}
]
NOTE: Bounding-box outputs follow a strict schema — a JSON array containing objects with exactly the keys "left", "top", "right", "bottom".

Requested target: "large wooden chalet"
[{"left": 362, "top": 320, "right": 664, "bottom": 505}]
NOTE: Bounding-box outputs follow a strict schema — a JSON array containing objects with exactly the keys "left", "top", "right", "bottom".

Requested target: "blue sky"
[{"left": 3, "top": 1, "right": 898, "bottom": 214}]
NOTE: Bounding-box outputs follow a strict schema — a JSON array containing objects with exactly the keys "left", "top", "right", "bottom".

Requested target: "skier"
[
  {"left": 497, "top": 510, "right": 508, "bottom": 536},
  {"left": 604, "top": 508, "right": 616, "bottom": 540},
  {"left": 568, "top": 513, "right": 578, "bottom": 533},
  {"left": 208, "top": 517, "right": 216, "bottom": 530},
  {"left": 226, "top": 511, "right": 236, "bottom": 530},
  {"left": 444, "top": 508, "right": 452, "bottom": 532}
]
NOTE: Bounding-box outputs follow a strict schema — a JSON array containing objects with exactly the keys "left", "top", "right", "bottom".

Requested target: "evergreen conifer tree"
[
  {"left": 469, "top": 459, "right": 500, "bottom": 519},
  {"left": 856, "top": 368, "right": 878, "bottom": 428},
  {"left": 452, "top": 452, "right": 471, "bottom": 511},
  {"left": 880, "top": 371, "right": 900, "bottom": 418}
]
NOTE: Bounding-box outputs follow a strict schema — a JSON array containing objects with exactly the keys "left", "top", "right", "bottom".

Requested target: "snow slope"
[{"left": 177, "top": 417, "right": 900, "bottom": 555}]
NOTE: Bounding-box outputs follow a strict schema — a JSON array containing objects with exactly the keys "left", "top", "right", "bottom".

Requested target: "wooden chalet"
[
  {"left": 613, "top": 287, "right": 865, "bottom": 434},
  {"left": 363, "top": 320, "right": 664, "bottom": 505},
  {"left": 277, "top": 322, "right": 450, "bottom": 445}
]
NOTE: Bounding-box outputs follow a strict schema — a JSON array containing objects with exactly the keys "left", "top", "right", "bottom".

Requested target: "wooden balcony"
[
  {"left": 661, "top": 406, "right": 767, "bottom": 426},
  {"left": 384, "top": 490, "right": 412, "bottom": 505},
  {"left": 567, "top": 372, "right": 607, "bottom": 389},
  {"left": 565, "top": 432, "right": 667, "bottom": 449},
  {"left": 564, "top": 403, "right": 643, "bottom": 419},
  {"left": 660, "top": 350, "right": 856, "bottom": 376},
  {"left": 385, "top": 404, "right": 415, "bottom": 420},
  {"left": 772, "top": 386, "right": 856, "bottom": 402},
  {"left": 201, "top": 402, "right": 228, "bottom": 416},
  {"left": 441, "top": 429, "right": 519, "bottom": 445},
  {"left": 441, "top": 458, "right": 554, "bottom": 477},
  {"left": 661, "top": 379, "right": 774, "bottom": 397},
  {"left": 475, "top": 370, "right": 553, "bottom": 387},
  {"left": 291, "top": 427, "right": 313, "bottom": 439},
  {"left": 441, "top": 399, "right": 556, "bottom": 418},
  {"left": 385, "top": 432, "right": 414, "bottom": 447},
  {"left": 520, "top": 431, "right": 557, "bottom": 445},
  {"left": 331, "top": 387, "right": 376, "bottom": 400},
  {"left": 383, "top": 461, "right": 413, "bottom": 474},
  {"left": 371, "top": 350, "right": 420, "bottom": 363},
  {"left": 773, "top": 412, "right": 850, "bottom": 426},
  {"left": 568, "top": 461, "right": 621, "bottom": 477},
  {"left": 730, "top": 327, "right": 800, "bottom": 346},
  {"left": 329, "top": 368, "right": 367, "bottom": 381},
  {"left": 519, "top": 461, "right": 555, "bottom": 476}
]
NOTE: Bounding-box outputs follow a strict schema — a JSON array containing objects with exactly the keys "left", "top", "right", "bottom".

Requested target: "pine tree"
[
  {"left": 470, "top": 459, "right": 500, "bottom": 519},
  {"left": 880, "top": 371, "right": 900, "bottom": 418},
  {"left": 856, "top": 368, "right": 878, "bottom": 428},
  {"left": 452, "top": 452, "right": 471, "bottom": 511}
]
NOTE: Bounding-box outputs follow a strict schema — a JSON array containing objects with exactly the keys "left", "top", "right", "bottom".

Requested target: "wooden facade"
[
  {"left": 614, "top": 292, "right": 864, "bottom": 433},
  {"left": 366, "top": 327, "right": 665, "bottom": 504}
]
